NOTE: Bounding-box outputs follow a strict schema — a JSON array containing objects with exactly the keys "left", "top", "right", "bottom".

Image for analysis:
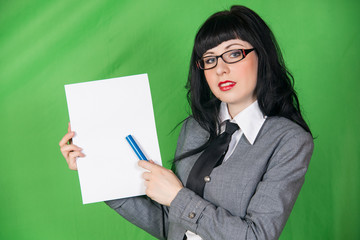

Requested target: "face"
[{"left": 202, "top": 39, "right": 258, "bottom": 117}]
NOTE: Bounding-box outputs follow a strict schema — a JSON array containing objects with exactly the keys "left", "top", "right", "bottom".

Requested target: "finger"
[
  {"left": 68, "top": 159, "right": 77, "bottom": 170},
  {"left": 69, "top": 151, "right": 85, "bottom": 159},
  {"left": 142, "top": 172, "right": 151, "bottom": 180},
  {"left": 68, "top": 151, "right": 85, "bottom": 170},
  {"left": 67, "top": 123, "right": 73, "bottom": 144},
  {"left": 138, "top": 160, "right": 157, "bottom": 171},
  {"left": 59, "top": 131, "right": 75, "bottom": 147},
  {"left": 61, "top": 151, "right": 85, "bottom": 164},
  {"left": 68, "top": 152, "right": 77, "bottom": 169},
  {"left": 64, "top": 150, "right": 85, "bottom": 166},
  {"left": 60, "top": 144, "right": 82, "bottom": 154},
  {"left": 61, "top": 144, "right": 83, "bottom": 161},
  {"left": 149, "top": 159, "right": 155, "bottom": 164}
]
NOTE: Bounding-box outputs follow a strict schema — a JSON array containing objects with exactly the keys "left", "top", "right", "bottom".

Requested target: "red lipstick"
[{"left": 218, "top": 80, "right": 236, "bottom": 91}]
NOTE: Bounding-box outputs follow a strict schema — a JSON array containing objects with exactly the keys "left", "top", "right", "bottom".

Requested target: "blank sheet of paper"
[{"left": 64, "top": 73, "right": 161, "bottom": 204}]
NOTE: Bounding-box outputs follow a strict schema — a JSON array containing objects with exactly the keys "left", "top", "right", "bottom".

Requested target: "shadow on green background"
[{"left": 0, "top": 0, "right": 359, "bottom": 239}]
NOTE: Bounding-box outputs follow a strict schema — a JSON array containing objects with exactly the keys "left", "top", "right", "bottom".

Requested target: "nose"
[{"left": 215, "top": 57, "right": 230, "bottom": 75}]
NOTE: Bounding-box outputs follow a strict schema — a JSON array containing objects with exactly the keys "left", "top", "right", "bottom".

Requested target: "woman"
[{"left": 60, "top": 5, "right": 313, "bottom": 240}]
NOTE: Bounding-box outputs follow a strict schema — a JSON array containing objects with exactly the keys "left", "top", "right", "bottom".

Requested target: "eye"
[
  {"left": 204, "top": 57, "right": 216, "bottom": 65},
  {"left": 229, "top": 50, "right": 242, "bottom": 58}
]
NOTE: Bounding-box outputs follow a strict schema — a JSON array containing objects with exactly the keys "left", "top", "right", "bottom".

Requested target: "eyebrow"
[{"left": 203, "top": 43, "right": 245, "bottom": 56}]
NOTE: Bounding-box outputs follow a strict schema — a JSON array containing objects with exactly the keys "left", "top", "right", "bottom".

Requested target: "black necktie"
[{"left": 186, "top": 120, "right": 239, "bottom": 197}]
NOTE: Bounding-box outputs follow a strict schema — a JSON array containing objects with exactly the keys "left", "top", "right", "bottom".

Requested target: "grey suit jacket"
[{"left": 105, "top": 116, "right": 314, "bottom": 240}]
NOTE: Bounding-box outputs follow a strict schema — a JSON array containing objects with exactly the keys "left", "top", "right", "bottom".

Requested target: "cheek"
[
  {"left": 249, "top": 55, "right": 259, "bottom": 81},
  {"left": 236, "top": 57, "right": 258, "bottom": 87},
  {"left": 204, "top": 71, "right": 217, "bottom": 90}
]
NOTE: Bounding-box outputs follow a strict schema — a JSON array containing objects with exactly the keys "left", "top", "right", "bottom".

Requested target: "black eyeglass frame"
[{"left": 197, "top": 48, "right": 255, "bottom": 70}]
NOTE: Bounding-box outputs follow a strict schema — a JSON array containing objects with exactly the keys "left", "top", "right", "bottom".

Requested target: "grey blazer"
[{"left": 105, "top": 116, "right": 314, "bottom": 240}]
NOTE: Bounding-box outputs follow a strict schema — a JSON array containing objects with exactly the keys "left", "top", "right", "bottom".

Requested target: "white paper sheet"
[{"left": 64, "top": 73, "right": 161, "bottom": 204}]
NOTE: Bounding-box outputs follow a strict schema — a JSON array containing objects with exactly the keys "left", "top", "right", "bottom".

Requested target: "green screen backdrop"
[{"left": 1, "top": 0, "right": 359, "bottom": 239}]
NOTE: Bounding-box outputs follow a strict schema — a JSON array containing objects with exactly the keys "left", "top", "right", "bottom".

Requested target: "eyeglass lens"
[{"left": 200, "top": 49, "right": 244, "bottom": 70}]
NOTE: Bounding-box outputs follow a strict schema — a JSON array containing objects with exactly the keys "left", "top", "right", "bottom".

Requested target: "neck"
[{"left": 227, "top": 98, "right": 257, "bottom": 118}]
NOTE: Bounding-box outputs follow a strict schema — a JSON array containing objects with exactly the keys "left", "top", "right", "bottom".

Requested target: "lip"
[{"left": 218, "top": 80, "right": 236, "bottom": 91}]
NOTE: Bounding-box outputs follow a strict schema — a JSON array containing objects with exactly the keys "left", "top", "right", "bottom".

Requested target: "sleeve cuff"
[{"left": 169, "top": 188, "right": 211, "bottom": 231}]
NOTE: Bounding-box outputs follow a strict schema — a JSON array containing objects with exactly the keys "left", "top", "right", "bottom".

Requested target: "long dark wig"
[{"left": 176, "top": 5, "right": 312, "bottom": 161}]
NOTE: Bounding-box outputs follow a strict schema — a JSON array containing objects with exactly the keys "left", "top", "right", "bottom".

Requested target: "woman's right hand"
[{"left": 59, "top": 122, "right": 85, "bottom": 170}]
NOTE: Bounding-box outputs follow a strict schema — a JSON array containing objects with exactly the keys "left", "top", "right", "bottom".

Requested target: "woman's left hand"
[{"left": 138, "top": 160, "right": 183, "bottom": 206}]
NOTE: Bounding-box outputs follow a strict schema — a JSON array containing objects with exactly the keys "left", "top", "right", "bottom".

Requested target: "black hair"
[{"left": 175, "top": 5, "right": 312, "bottom": 161}]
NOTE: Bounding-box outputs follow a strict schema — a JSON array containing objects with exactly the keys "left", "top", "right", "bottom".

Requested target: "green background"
[{"left": 1, "top": 0, "right": 359, "bottom": 239}]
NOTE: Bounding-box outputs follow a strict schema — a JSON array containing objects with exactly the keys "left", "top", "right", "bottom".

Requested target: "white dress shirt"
[{"left": 186, "top": 100, "right": 266, "bottom": 240}]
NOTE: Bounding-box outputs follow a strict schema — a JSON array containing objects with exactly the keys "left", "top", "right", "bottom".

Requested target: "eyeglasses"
[{"left": 197, "top": 48, "right": 255, "bottom": 70}]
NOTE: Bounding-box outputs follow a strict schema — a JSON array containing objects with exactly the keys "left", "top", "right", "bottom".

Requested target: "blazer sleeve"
[
  {"left": 103, "top": 118, "right": 190, "bottom": 239},
  {"left": 168, "top": 130, "right": 314, "bottom": 240},
  {"left": 105, "top": 196, "right": 169, "bottom": 239}
]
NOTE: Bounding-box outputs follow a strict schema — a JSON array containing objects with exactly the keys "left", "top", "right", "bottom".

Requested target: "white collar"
[{"left": 219, "top": 100, "right": 266, "bottom": 145}]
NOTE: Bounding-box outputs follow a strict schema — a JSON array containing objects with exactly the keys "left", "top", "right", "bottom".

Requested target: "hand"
[
  {"left": 59, "top": 122, "right": 85, "bottom": 170},
  {"left": 138, "top": 160, "right": 183, "bottom": 206}
]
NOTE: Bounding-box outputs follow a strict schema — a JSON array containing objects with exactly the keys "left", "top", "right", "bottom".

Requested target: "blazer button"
[
  {"left": 204, "top": 176, "right": 211, "bottom": 182},
  {"left": 188, "top": 212, "right": 196, "bottom": 219}
]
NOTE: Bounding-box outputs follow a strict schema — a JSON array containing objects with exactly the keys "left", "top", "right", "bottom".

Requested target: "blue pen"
[{"left": 125, "top": 135, "right": 148, "bottom": 161}]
